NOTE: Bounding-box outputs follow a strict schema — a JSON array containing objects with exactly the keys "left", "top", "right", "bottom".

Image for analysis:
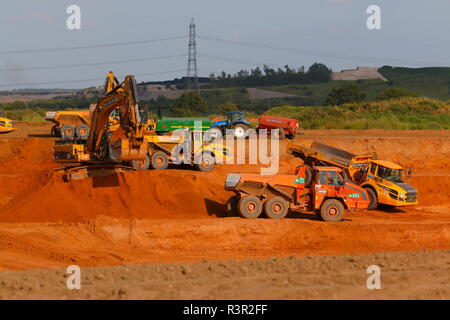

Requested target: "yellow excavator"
[
  {"left": 45, "top": 71, "right": 144, "bottom": 138},
  {"left": 53, "top": 75, "right": 148, "bottom": 167},
  {"left": 52, "top": 74, "right": 230, "bottom": 180}
]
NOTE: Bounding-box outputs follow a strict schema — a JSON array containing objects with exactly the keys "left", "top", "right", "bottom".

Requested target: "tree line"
[{"left": 206, "top": 63, "right": 332, "bottom": 88}]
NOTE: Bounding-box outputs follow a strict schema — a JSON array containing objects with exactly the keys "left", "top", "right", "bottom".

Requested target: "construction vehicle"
[
  {"left": 288, "top": 142, "right": 418, "bottom": 209},
  {"left": 0, "top": 117, "right": 15, "bottom": 133},
  {"left": 45, "top": 110, "right": 91, "bottom": 138},
  {"left": 225, "top": 165, "right": 370, "bottom": 222},
  {"left": 211, "top": 111, "right": 251, "bottom": 139},
  {"left": 52, "top": 74, "right": 230, "bottom": 179},
  {"left": 257, "top": 113, "right": 300, "bottom": 140},
  {"left": 156, "top": 117, "right": 211, "bottom": 135}
]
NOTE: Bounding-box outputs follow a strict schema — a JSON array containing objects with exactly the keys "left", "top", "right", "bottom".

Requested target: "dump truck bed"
[{"left": 289, "top": 142, "right": 373, "bottom": 168}]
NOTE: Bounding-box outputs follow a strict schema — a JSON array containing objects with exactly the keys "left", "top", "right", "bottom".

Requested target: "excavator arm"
[
  {"left": 104, "top": 71, "right": 121, "bottom": 94},
  {"left": 87, "top": 75, "right": 146, "bottom": 161}
]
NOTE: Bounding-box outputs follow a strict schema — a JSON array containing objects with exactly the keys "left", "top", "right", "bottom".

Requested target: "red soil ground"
[{"left": 0, "top": 123, "right": 448, "bottom": 271}]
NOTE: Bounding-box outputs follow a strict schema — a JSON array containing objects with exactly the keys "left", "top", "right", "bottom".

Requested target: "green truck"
[{"left": 156, "top": 117, "right": 211, "bottom": 135}]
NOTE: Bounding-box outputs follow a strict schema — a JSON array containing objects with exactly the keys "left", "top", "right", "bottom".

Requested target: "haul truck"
[
  {"left": 288, "top": 142, "right": 418, "bottom": 209},
  {"left": 225, "top": 165, "right": 370, "bottom": 222}
]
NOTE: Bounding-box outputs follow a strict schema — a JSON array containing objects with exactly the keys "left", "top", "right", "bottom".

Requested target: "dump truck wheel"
[
  {"left": 195, "top": 152, "right": 215, "bottom": 172},
  {"left": 75, "top": 124, "right": 90, "bottom": 139},
  {"left": 320, "top": 199, "right": 344, "bottom": 222},
  {"left": 132, "top": 155, "right": 150, "bottom": 170},
  {"left": 263, "top": 196, "right": 289, "bottom": 219},
  {"left": 225, "top": 195, "right": 239, "bottom": 216},
  {"left": 365, "top": 187, "right": 378, "bottom": 210},
  {"left": 61, "top": 124, "right": 75, "bottom": 139},
  {"left": 233, "top": 124, "right": 249, "bottom": 139},
  {"left": 238, "top": 195, "right": 262, "bottom": 219},
  {"left": 150, "top": 151, "right": 169, "bottom": 170},
  {"left": 50, "top": 125, "right": 60, "bottom": 137}
]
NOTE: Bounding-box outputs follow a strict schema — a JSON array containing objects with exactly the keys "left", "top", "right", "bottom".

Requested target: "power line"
[
  {"left": 198, "top": 34, "right": 448, "bottom": 66},
  {"left": 0, "top": 35, "right": 187, "bottom": 55},
  {"left": 199, "top": 53, "right": 273, "bottom": 68},
  {"left": 0, "top": 54, "right": 186, "bottom": 72},
  {"left": 0, "top": 69, "right": 186, "bottom": 88}
]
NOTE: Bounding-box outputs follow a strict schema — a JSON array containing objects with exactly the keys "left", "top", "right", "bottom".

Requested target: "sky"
[{"left": 0, "top": 0, "right": 448, "bottom": 90}]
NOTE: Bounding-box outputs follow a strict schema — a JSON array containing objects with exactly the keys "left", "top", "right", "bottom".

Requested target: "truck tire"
[
  {"left": 233, "top": 124, "right": 249, "bottom": 139},
  {"left": 319, "top": 199, "right": 344, "bottom": 222},
  {"left": 61, "top": 124, "right": 75, "bottom": 139},
  {"left": 238, "top": 195, "right": 262, "bottom": 219},
  {"left": 263, "top": 196, "right": 289, "bottom": 219},
  {"left": 50, "top": 125, "right": 60, "bottom": 137},
  {"left": 75, "top": 124, "right": 90, "bottom": 139},
  {"left": 364, "top": 187, "right": 378, "bottom": 210},
  {"left": 150, "top": 151, "right": 169, "bottom": 170},
  {"left": 225, "top": 195, "right": 239, "bottom": 216},
  {"left": 132, "top": 155, "right": 150, "bottom": 170},
  {"left": 195, "top": 152, "right": 215, "bottom": 172},
  {"left": 207, "top": 127, "right": 223, "bottom": 141}
]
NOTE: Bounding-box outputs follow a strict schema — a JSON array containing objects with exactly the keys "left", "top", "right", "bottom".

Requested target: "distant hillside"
[
  {"left": 267, "top": 97, "right": 450, "bottom": 130},
  {"left": 378, "top": 66, "right": 450, "bottom": 100}
]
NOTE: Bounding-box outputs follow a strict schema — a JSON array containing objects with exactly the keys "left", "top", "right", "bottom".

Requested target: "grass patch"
[{"left": 267, "top": 97, "right": 450, "bottom": 130}]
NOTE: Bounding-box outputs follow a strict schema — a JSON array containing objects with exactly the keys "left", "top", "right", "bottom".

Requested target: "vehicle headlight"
[
  {"left": 400, "top": 193, "right": 405, "bottom": 198},
  {"left": 380, "top": 185, "right": 398, "bottom": 195}
]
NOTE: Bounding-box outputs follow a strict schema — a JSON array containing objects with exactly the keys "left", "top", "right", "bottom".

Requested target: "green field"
[
  {"left": 263, "top": 66, "right": 450, "bottom": 105},
  {"left": 267, "top": 97, "right": 450, "bottom": 130}
]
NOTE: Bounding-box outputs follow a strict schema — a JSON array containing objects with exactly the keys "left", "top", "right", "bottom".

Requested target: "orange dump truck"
[{"left": 225, "top": 165, "right": 370, "bottom": 222}]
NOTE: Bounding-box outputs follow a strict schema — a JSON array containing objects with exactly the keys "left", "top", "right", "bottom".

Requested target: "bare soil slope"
[
  {"left": 1, "top": 250, "right": 449, "bottom": 299},
  {"left": 0, "top": 125, "right": 448, "bottom": 272}
]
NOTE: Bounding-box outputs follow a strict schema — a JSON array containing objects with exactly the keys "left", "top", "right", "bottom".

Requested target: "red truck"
[
  {"left": 225, "top": 165, "right": 370, "bottom": 222},
  {"left": 257, "top": 113, "right": 300, "bottom": 140}
]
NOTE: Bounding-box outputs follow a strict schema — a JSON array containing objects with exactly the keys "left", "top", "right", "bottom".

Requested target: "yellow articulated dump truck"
[
  {"left": 288, "top": 142, "right": 418, "bottom": 209},
  {"left": 45, "top": 110, "right": 91, "bottom": 139}
]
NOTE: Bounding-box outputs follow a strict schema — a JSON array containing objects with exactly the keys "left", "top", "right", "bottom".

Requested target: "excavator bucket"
[{"left": 109, "top": 137, "right": 148, "bottom": 162}]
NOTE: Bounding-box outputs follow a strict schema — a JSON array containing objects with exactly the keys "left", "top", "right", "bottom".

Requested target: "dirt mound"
[
  {"left": 0, "top": 138, "right": 55, "bottom": 172},
  {"left": 0, "top": 170, "right": 232, "bottom": 223}
]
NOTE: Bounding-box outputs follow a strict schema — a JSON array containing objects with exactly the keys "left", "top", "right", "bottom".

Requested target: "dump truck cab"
[
  {"left": 310, "top": 167, "right": 369, "bottom": 212},
  {"left": 363, "top": 160, "right": 418, "bottom": 207}
]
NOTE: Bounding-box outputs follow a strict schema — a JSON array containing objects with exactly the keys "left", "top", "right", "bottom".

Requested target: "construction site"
[
  {"left": 0, "top": 1, "right": 449, "bottom": 303},
  {"left": 0, "top": 120, "right": 448, "bottom": 299}
]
